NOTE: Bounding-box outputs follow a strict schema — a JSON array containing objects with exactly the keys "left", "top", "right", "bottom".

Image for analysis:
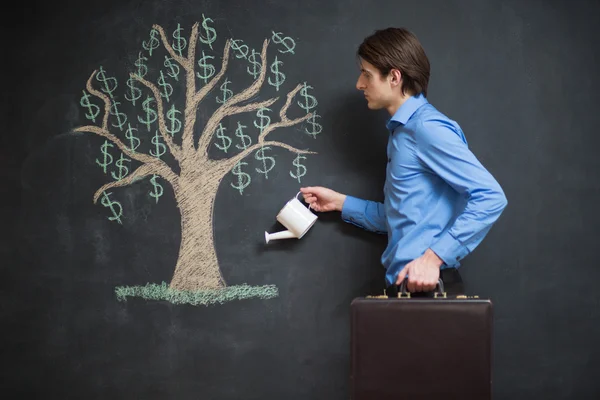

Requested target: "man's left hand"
[{"left": 396, "top": 249, "right": 444, "bottom": 292}]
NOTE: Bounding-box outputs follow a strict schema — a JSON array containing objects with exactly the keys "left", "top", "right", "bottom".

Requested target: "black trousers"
[{"left": 385, "top": 267, "right": 465, "bottom": 298}]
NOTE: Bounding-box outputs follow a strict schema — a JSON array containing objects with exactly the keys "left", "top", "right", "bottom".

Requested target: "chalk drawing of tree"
[{"left": 73, "top": 20, "right": 322, "bottom": 305}]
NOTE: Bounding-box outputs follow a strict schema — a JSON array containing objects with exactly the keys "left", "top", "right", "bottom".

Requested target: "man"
[{"left": 300, "top": 28, "right": 507, "bottom": 296}]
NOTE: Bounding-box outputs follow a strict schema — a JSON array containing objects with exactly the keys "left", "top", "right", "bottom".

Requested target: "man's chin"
[{"left": 366, "top": 101, "right": 381, "bottom": 110}]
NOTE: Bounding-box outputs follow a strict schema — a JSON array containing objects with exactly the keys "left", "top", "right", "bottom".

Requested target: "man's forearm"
[
  {"left": 341, "top": 196, "right": 387, "bottom": 234},
  {"left": 430, "top": 187, "right": 507, "bottom": 266}
]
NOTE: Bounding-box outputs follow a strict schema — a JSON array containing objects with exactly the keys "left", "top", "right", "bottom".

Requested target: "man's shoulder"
[
  {"left": 413, "top": 103, "right": 456, "bottom": 126},
  {"left": 412, "top": 104, "right": 466, "bottom": 146}
]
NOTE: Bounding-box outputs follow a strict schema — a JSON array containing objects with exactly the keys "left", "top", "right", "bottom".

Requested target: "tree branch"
[
  {"left": 279, "top": 83, "right": 304, "bottom": 121},
  {"left": 182, "top": 39, "right": 232, "bottom": 154},
  {"left": 218, "top": 80, "right": 316, "bottom": 171},
  {"left": 178, "top": 23, "right": 202, "bottom": 155},
  {"left": 258, "top": 114, "right": 312, "bottom": 143},
  {"left": 187, "top": 22, "right": 199, "bottom": 65},
  {"left": 74, "top": 126, "right": 155, "bottom": 164},
  {"left": 191, "top": 39, "right": 232, "bottom": 108},
  {"left": 197, "top": 98, "right": 278, "bottom": 158},
  {"left": 84, "top": 70, "right": 110, "bottom": 130},
  {"left": 258, "top": 83, "right": 313, "bottom": 142},
  {"left": 228, "top": 98, "right": 278, "bottom": 116},
  {"left": 82, "top": 70, "right": 174, "bottom": 163},
  {"left": 153, "top": 24, "right": 191, "bottom": 71},
  {"left": 225, "top": 39, "right": 269, "bottom": 107},
  {"left": 79, "top": 70, "right": 180, "bottom": 183},
  {"left": 73, "top": 125, "right": 177, "bottom": 181},
  {"left": 222, "top": 140, "right": 317, "bottom": 173},
  {"left": 132, "top": 73, "right": 182, "bottom": 161},
  {"left": 196, "top": 39, "right": 270, "bottom": 154},
  {"left": 92, "top": 162, "right": 179, "bottom": 204}
]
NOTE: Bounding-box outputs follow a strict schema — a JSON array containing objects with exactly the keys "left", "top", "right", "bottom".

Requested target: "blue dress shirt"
[{"left": 341, "top": 94, "right": 507, "bottom": 286}]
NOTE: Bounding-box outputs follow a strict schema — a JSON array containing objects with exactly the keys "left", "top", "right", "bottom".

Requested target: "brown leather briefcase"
[{"left": 350, "top": 280, "right": 493, "bottom": 400}]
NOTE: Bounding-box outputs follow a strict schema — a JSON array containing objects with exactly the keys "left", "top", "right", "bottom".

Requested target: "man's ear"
[{"left": 389, "top": 69, "right": 402, "bottom": 87}]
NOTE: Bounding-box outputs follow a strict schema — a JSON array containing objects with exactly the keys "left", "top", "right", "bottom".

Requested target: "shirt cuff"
[
  {"left": 341, "top": 196, "right": 367, "bottom": 227},
  {"left": 430, "top": 231, "right": 470, "bottom": 267}
]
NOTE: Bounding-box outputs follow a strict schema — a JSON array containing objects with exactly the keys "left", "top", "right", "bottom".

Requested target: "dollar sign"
[
  {"left": 109, "top": 100, "right": 128, "bottom": 132},
  {"left": 96, "top": 140, "right": 114, "bottom": 174},
  {"left": 235, "top": 122, "right": 252, "bottom": 150},
  {"left": 214, "top": 123, "right": 232, "bottom": 153},
  {"left": 100, "top": 192, "right": 123, "bottom": 224},
  {"left": 149, "top": 174, "right": 164, "bottom": 203},
  {"left": 255, "top": 146, "right": 276, "bottom": 179},
  {"left": 172, "top": 23, "right": 187, "bottom": 57},
  {"left": 142, "top": 29, "right": 160, "bottom": 56},
  {"left": 254, "top": 107, "right": 271, "bottom": 134},
  {"left": 166, "top": 104, "right": 182, "bottom": 137},
  {"left": 135, "top": 52, "right": 148, "bottom": 78},
  {"left": 158, "top": 71, "right": 173, "bottom": 102},
  {"left": 298, "top": 82, "right": 318, "bottom": 113},
  {"left": 271, "top": 31, "right": 296, "bottom": 55},
  {"left": 95, "top": 66, "right": 118, "bottom": 99},
  {"left": 247, "top": 49, "right": 262, "bottom": 79},
  {"left": 289, "top": 155, "right": 307, "bottom": 183},
  {"left": 80, "top": 90, "right": 100, "bottom": 122},
  {"left": 268, "top": 56, "right": 285, "bottom": 92},
  {"left": 216, "top": 78, "right": 233, "bottom": 104},
  {"left": 150, "top": 130, "right": 167, "bottom": 159},
  {"left": 164, "top": 56, "right": 180, "bottom": 81},
  {"left": 199, "top": 14, "right": 217, "bottom": 50},
  {"left": 230, "top": 161, "right": 251, "bottom": 195},
  {"left": 231, "top": 39, "right": 249, "bottom": 59},
  {"left": 125, "top": 77, "right": 142, "bottom": 106},
  {"left": 138, "top": 96, "right": 158, "bottom": 131},
  {"left": 305, "top": 111, "right": 322, "bottom": 138},
  {"left": 124, "top": 123, "right": 141, "bottom": 152},
  {"left": 111, "top": 154, "right": 130, "bottom": 181},
  {"left": 197, "top": 51, "right": 215, "bottom": 84}
]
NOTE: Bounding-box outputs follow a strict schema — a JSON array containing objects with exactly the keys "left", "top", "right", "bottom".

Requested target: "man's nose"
[{"left": 356, "top": 78, "right": 364, "bottom": 91}]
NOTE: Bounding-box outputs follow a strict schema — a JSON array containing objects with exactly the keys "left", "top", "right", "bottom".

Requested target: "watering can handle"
[{"left": 296, "top": 191, "right": 313, "bottom": 210}]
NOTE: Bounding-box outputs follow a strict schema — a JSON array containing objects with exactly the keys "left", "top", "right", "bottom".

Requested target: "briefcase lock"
[{"left": 366, "top": 288, "right": 390, "bottom": 299}]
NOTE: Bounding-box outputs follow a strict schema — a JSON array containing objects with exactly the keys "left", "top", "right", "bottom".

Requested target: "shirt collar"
[{"left": 385, "top": 93, "right": 429, "bottom": 132}]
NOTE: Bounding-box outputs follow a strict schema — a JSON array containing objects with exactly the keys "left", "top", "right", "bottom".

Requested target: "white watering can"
[{"left": 265, "top": 191, "right": 318, "bottom": 244}]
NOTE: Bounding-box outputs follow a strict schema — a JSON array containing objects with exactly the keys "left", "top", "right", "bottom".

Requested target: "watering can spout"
[{"left": 265, "top": 230, "right": 297, "bottom": 244}]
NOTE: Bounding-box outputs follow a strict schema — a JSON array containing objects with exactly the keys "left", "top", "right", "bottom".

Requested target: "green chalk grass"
[{"left": 115, "top": 282, "right": 279, "bottom": 306}]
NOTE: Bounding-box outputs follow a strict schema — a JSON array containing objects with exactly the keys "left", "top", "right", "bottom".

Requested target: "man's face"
[{"left": 356, "top": 58, "right": 392, "bottom": 110}]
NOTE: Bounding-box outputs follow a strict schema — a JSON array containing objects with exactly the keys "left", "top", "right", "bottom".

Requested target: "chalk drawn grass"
[{"left": 115, "top": 283, "right": 278, "bottom": 306}]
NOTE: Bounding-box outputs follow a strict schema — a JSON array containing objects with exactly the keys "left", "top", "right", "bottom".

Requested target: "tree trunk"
[{"left": 169, "top": 173, "right": 225, "bottom": 291}]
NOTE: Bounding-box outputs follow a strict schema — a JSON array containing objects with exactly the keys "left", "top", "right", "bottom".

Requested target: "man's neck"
[{"left": 387, "top": 92, "right": 414, "bottom": 116}]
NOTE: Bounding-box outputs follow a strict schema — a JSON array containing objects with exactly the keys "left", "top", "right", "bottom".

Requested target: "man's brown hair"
[{"left": 358, "top": 28, "right": 431, "bottom": 97}]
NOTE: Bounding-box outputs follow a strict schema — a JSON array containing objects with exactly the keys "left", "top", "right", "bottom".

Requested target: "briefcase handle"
[{"left": 398, "top": 278, "right": 445, "bottom": 298}]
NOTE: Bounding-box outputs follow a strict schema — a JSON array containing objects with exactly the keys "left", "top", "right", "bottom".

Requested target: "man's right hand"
[{"left": 300, "top": 186, "right": 347, "bottom": 212}]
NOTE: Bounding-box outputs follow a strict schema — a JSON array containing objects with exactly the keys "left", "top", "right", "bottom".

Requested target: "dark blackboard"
[{"left": 4, "top": 0, "right": 600, "bottom": 399}]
